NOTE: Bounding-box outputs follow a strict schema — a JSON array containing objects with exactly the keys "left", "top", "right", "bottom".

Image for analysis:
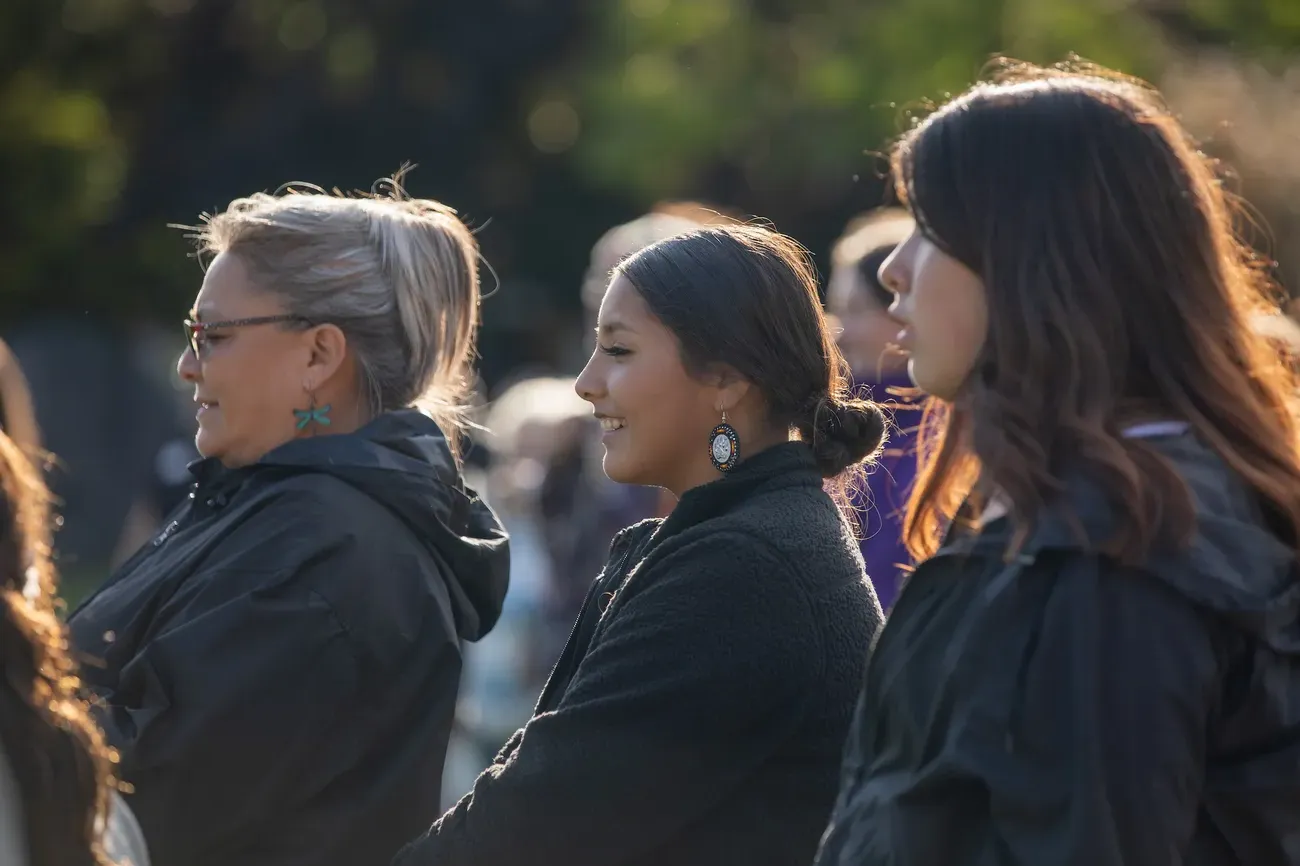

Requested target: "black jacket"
[
  {"left": 68, "top": 410, "right": 510, "bottom": 866},
  {"left": 816, "top": 428, "right": 1300, "bottom": 866},
  {"left": 394, "top": 442, "right": 883, "bottom": 866}
]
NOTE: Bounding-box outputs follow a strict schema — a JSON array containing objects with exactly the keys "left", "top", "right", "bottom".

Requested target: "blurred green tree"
[
  {"left": 567, "top": 0, "right": 1300, "bottom": 275},
  {"left": 2, "top": 0, "right": 1300, "bottom": 330}
]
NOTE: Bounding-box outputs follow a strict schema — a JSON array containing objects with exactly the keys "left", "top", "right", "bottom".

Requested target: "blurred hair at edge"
[
  {"left": 0, "top": 425, "right": 117, "bottom": 866},
  {"left": 0, "top": 341, "right": 40, "bottom": 457},
  {"left": 880, "top": 56, "right": 1300, "bottom": 562}
]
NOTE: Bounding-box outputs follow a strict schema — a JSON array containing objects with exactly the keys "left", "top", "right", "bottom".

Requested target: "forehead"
[
  {"left": 192, "top": 252, "right": 270, "bottom": 317},
  {"left": 597, "top": 274, "right": 654, "bottom": 326}
]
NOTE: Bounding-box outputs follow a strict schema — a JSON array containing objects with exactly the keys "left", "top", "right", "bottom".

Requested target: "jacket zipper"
[{"left": 153, "top": 519, "right": 181, "bottom": 546}]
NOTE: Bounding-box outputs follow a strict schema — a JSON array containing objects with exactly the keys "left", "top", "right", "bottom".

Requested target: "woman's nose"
[
  {"left": 574, "top": 356, "right": 603, "bottom": 403},
  {"left": 177, "top": 346, "right": 200, "bottom": 383}
]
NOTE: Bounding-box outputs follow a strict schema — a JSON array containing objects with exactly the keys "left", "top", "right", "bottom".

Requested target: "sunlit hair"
[
  {"left": 0, "top": 431, "right": 115, "bottom": 865},
  {"left": 182, "top": 168, "right": 483, "bottom": 456},
  {"left": 0, "top": 340, "right": 40, "bottom": 455},
  {"left": 892, "top": 58, "right": 1300, "bottom": 562}
]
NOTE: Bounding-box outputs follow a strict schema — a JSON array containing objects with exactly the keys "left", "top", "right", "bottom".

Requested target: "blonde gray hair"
[
  {"left": 830, "top": 207, "right": 915, "bottom": 269},
  {"left": 187, "top": 174, "right": 481, "bottom": 451}
]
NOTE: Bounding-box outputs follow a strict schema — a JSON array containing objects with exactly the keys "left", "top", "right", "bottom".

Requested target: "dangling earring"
[
  {"left": 709, "top": 409, "right": 740, "bottom": 473},
  {"left": 294, "top": 393, "right": 332, "bottom": 434}
]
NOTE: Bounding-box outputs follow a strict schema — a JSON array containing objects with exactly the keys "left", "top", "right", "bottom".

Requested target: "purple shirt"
[{"left": 848, "top": 372, "right": 919, "bottom": 611}]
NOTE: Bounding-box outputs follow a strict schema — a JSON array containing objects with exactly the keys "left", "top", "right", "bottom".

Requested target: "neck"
[
  {"left": 665, "top": 429, "right": 791, "bottom": 500},
  {"left": 294, "top": 399, "right": 369, "bottom": 442}
]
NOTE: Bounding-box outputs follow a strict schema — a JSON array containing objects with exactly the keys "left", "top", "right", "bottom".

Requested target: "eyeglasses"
[{"left": 183, "top": 315, "right": 309, "bottom": 357}]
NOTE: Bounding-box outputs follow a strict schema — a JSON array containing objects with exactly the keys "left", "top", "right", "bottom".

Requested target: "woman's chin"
[
  {"left": 600, "top": 452, "right": 632, "bottom": 485},
  {"left": 194, "top": 430, "right": 247, "bottom": 467},
  {"left": 906, "top": 358, "right": 951, "bottom": 401},
  {"left": 600, "top": 447, "right": 649, "bottom": 487},
  {"left": 193, "top": 429, "right": 222, "bottom": 461},
  {"left": 915, "top": 364, "right": 967, "bottom": 405}
]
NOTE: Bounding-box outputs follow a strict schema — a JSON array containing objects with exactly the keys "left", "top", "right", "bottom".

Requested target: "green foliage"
[
  {"left": 570, "top": 0, "right": 1172, "bottom": 206},
  {"left": 0, "top": 0, "right": 1298, "bottom": 321}
]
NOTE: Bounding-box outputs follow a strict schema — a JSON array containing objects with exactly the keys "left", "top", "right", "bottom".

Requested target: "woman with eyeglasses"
[{"left": 66, "top": 175, "right": 510, "bottom": 866}]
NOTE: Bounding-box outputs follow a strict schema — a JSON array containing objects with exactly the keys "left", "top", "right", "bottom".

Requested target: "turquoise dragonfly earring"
[{"left": 294, "top": 395, "right": 332, "bottom": 432}]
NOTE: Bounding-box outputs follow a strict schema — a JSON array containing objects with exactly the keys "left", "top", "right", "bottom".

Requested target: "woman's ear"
[
  {"left": 304, "top": 323, "right": 348, "bottom": 383},
  {"left": 709, "top": 365, "right": 752, "bottom": 414}
]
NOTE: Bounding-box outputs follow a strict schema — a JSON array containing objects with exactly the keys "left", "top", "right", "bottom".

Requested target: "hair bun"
[{"left": 807, "top": 395, "right": 886, "bottom": 478}]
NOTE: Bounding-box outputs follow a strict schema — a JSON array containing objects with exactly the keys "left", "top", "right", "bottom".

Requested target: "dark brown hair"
[
  {"left": 616, "top": 224, "right": 886, "bottom": 483},
  {"left": 0, "top": 431, "right": 115, "bottom": 865},
  {"left": 892, "top": 58, "right": 1300, "bottom": 562}
]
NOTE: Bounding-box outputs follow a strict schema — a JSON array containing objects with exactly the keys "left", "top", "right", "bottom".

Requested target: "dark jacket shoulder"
[
  {"left": 67, "top": 411, "right": 510, "bottom": 866},
  {"left": 817, "top": 429, "right": 1300, "bottom": 866}
]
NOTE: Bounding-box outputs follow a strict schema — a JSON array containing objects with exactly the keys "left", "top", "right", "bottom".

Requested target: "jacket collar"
[
  {"left": 939, "top": 427, "right": 1300, "bottom": 654},
  {"left": 650, "top": 442, "right": 822, "bottom": 546}
]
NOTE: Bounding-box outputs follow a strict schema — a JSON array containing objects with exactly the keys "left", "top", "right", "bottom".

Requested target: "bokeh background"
[{"left": 5, "top": 0, "right": 1300, "bottom": 803}]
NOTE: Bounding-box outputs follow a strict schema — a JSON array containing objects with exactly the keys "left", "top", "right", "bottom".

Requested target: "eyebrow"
[{"left": 595, "top": 320, "right": 634, "bottom": 336}]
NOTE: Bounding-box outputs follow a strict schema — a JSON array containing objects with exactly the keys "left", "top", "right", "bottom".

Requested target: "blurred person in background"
[
  {"left": 0, "top": 426, "right": 149, "bottom": 866},
  {"left": 817, "top": 60, "right": 1300, "bottom": 866},
  {"left": 826, "top": 208, "right": 920, "bottom": 609},
  {"left": 395, "top": 224, "right": 885, "bottom": 866},
  {"left": 441, "top": 375, "right": 589, "bottom": 806},
  {"left": 110, "top": 422, "right": 201, "bottom": 572},
  {"left": 66, "top": 176, "right": 509, "bottom": 866}
]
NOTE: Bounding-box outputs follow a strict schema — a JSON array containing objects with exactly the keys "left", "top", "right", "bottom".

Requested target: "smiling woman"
[
  {"left": 579, "top": 226, "right": 887, "bottom": 497},
  {"left": 66, "top": 174, "right": 510, "bottom": 866},
  {"left": 395, "top": 224, "right": 887, "bottom": 866}
]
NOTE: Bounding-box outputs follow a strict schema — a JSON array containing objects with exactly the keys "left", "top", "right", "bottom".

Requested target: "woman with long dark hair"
[
  {"left": 816, "top": 59, "right": 1300, "bottom": 865},
  {"left": 0, "top": 427, "right": 148, "bottom": 865}
]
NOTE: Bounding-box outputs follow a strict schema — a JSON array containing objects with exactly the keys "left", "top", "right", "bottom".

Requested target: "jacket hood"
[
  {"left": 246, "top": 409, "right": 509, "bottom": 641},
  {"left": 1025, "top": 428, "right": 1300, "bottom": 655}
]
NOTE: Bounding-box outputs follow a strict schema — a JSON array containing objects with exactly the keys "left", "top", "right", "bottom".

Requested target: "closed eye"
[{"left": 599, "top": 344, "right": 630, "bottom": 357}]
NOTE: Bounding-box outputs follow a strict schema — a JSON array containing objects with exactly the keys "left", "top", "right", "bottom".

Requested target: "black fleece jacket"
[{"left": 394, "top": 441, "right": 884, "bottom": 866}]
